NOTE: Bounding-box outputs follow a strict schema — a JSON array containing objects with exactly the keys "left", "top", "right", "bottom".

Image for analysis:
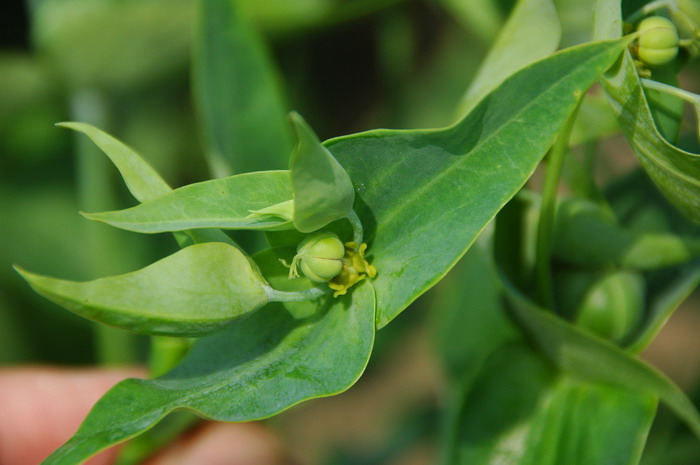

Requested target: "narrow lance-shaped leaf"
[
  {"left": 83, "top": 171, "right": 297, "bottom": 233},
  {"left": 59, "top": 122, "right": 235, "bottom": 246},
  {"left": 15, "top": 243, "right": 270, "bottom": 337},
  {"left": 328, "top": 38, "right": 631, "bottom": 328},
  {"left": 58, "top": 122, "right": 171, "bottom": 202},
  {"left": 289, "top": 112, "right": 355, "bottom": 233},
  {"left": 41, "top": 251, "right": 376, "bottom": 465},
  {"left": 194, "top": 0, "right": 293, "bottom": 177}
]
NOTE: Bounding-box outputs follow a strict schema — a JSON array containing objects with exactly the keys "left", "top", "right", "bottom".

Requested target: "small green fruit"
[
  {"left": 290, "top": 232, "right": 345, "bottom": 282},
  {"left": 637, "top": 16, "right": 680, "bottom": 67}
]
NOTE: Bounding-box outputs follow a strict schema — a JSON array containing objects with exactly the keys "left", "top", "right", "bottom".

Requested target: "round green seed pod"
[
  {"left": 637, "top": 16, "right": 680, "bottom": 67},
  {"left": 296, "top": 232, "right": 345, "bottom": 282}
]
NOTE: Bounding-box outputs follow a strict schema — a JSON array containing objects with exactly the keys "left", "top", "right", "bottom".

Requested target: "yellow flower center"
[{"left": 328, "top": 242, "right": 377, "bottom": 297}]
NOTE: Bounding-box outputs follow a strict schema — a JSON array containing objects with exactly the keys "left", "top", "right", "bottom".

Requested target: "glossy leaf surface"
[
  {"left": 328, "top": 38, "right": 629, "bottom": 328},
  {"left": 83, "top": 171, "right": 295, "bottom": 233},
  {"left": 596, "top": 1, "right": 700, "bottom": 223},
  {"left": 16, "top": 243, "right": 269, "bottom": 336},
  {"left": 42, "top": 264, "right": 375, "bottom": 465},
  {"left": 194, "top": 0, "right": 292, "bottom": 176},
  {"left": 289, "top": 112, "right": 355, "bottom": 233}
]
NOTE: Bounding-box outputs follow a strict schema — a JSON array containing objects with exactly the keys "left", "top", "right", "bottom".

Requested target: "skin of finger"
[
  {"left": 146, "top": 422, "right": 289, "bottom": 465},
  {"left": 0, "top": 366, "right": 144, "bottom": 465}
]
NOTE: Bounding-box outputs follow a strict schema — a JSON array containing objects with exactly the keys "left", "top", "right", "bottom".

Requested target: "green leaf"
[
  {"left": 626, "top": 261, "right": 700, "bottom": 354},
  {"left": 595, "top": 0, "right": 700, "bottom": 223},
  {"left": 452, "top": 343, "right": 656, "bottom": 465},
  {"left": 57, "top": 122, "right": 171, "bottom": 202},
  {"left": 59, "top": 122, "right": 236, "bottom": 248},
  {"left": 193, "top": 0, "right": 293, "bottom": 177},
  {"left": 42, "top": 276, "right": 376, "bottom": 465},
  {"left": 458, "top": 0, "right": 561, "bottom": 116},
  {"left": 289, "top": 112, "right": 355, "bottom": 233},
  {"left": 328, "top": 38, "right": 629, "bottom": 328},
  {"left": 432, "top": 241, "right": 518, "bottom": 381},
  {"left": 15, "top": 243, "right": 269, "bottom": 337},
  {"left": 441, "top": 234, "right": 657, "bottom": 465},
  {"left": 503, "top": 277, "right": 700, "bottom": 440},
  {"left": 83, "top": 171, "right": 296, "bottom": 233}
]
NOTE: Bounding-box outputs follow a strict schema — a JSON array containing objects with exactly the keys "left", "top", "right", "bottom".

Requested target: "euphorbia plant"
[{"left": 12, "top": 0, "right": 700, "bottom": 464}]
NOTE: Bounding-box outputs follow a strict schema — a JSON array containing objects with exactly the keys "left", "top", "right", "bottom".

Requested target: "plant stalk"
[
  {"left": 534, "top": 99, "right": 583, "bottom": 311},
  {"left": 71, "top": 89, "right": 140, "bottom": 365}
]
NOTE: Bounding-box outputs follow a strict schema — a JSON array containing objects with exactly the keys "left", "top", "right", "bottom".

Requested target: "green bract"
[{"left": 637, "top": 16, "right": 680, "bottom": 67}]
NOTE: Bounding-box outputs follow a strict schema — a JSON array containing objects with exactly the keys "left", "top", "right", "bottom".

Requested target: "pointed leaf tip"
[{"left": 289, "top": 113, "right": 355, "bottom": 233}]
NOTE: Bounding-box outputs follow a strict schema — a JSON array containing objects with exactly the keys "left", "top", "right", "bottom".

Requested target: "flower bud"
[
  {"left": 290, "top": 232, "right": 345, "bottom": 282},
  {"left": 637, "top": 16, "right": 680, "bottom": 67}
]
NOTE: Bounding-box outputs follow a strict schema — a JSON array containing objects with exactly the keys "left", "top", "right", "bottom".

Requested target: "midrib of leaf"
[
  {"left": 340, "top": 45, "right": 606, "bottom": 244},
  {"left": 95, "top": 216, "right": 290, "bottom": 230}
]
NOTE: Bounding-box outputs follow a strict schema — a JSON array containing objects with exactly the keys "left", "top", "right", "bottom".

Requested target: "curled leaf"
[
  {"left": 15, "top": 243, "right": 270, "bottom": 336},
  {"left": 289, "top": 112, "right": 355, "bottom": 233}
]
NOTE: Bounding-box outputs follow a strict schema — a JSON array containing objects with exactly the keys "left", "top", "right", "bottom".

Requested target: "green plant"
[{"left": 6, "top": 0, "right": 700, "bottom": 464}]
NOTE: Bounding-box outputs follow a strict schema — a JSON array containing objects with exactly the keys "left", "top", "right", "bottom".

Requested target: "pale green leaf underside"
[
  {"left": 57, "top": 122, "right": 171, "bottom": 202},
  {"left": 83, "top": 171, "right": 295, "bottom": 233},
  {"left": 328, "top": 38, "right": 629, "bottom": 328},
  {"left": 42, "top": 281, "right": 376, "bottom": 465},
  {"left": 59, "top": 122, "right": 236, "bottom": 247},
  {"left": 455, "top": 344, "right": 656, "bottom": 465},
  {"left": 458, "top": 0, "right": 561, "bottom": 116},
  {"left": 289, "top": 112, "right": 355, "bottom": 233},
  {"left": 16, "top": 243, "right": 269, "bottom": 337},
  {"left": 193, "top": 0, "right": 293, "bottom": 177},
  {"left": 504, "top": 281, "right": 700, "bottom": 441}
]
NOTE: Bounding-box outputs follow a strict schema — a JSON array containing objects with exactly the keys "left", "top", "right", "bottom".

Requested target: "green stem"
[
  {"left": 72, "top": 89, "right": 139, "bottom": 366},
  {"left": 346, "top": 209, "right": 364, "bottom": 245},
  {"left": 266, "top": 286, "right": 330, "bottom": 302},
  {"left": 641, "top": 78, "right": 700, "bottom": 106},
  {"left": 626, "top": 0, "right": 675, "bottom": 24},
  {"left": 534, "top": 100, "right": 582, "bottom": 311}
]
